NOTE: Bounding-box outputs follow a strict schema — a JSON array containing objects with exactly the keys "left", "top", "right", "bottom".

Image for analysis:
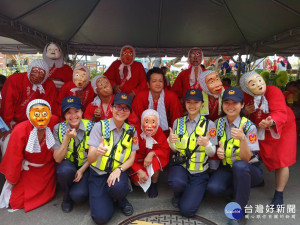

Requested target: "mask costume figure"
[
  {"left": 130, "top": 109, "right": 170, "bottom": 198},
  {"left": 167, "top": 89, "right": 218, "bottom": 218},
  {"left": 59, "top": 65, "right": 95, "bottom": 117},
  {"left": 53, "top": 96, "right": 94, "bottom": 213},
  {"left": 240, "top": 71, "right": 297, "bottom": 207},
  {"left": 171, "top": 47, "right": 206, "bottom": 103},
  {"left": 0, "top": 99, "right": 58, "bottom": 212},
  {"left": 43, "top": 42, "right": 73, "bottom": 89},
  {"left": 87, "top": 93, "right": 139, "bottom": 224},
  {"left": 199, "top": 70, "right": 226, "bottom": 170},
  {"left": 0, "top": 59, "right": 58, "bottom": 156},
  {"left": 132, "top": 68, "right": 183, "bottom": 137},
  {"left": 104, "top": 45, "right": 148, "bottom": 98},
  {"left": 84, "top": 75, "right": 140, "bottom": 127}
]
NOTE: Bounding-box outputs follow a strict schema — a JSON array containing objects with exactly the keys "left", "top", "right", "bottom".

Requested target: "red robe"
[
  {"left": 130, "top": 127, "right": 170, "bottom": 182},
  {"left": 244, "top": 86, "right": 297, "bottom": 171},
  {"left": 58, "top": 81, "right": 95, "bottom": 116},
  {"left": 0, "top": 72, "right": 58, "bottom": 126},
  {"left": 83, "top": 95, "right": 140, "bottom": 128},
  {"left": 132, "top": 89, "right": 183, "bottom": 137},
  {"left": 171, "top": 67, "right": 206, "bottom": 101},
  {"left": 104, "top": 60, "right": 148, "bottom": 95},
  {"left": 0, "top": 116, "right": 58, "bottom": 212},
  {"left": 49, "top": 65, "right": 73, "bottom": 83}
]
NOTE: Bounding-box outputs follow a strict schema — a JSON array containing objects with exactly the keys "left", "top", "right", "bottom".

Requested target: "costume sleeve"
[
  {"left": 0, "top": 123, "right": 27, "bottom": 184},
  {"left": 171, "top": 71, "right": 184, "bottom": 100},
  {"left": 266, "top": 86, "right": 288, "bottom": 136},
  {"left": 132, "top": 92, "right": 147, "bottom": 122},
  {"left": 104, "top": 61, "right": 118, "bottom": 87},
  {"left": 83, "top": 104, "right": 95, "bottom": 120},
  {"left": 132, "top": 63, "right": 148, "bottom": 95},
  {"left": 0, "top": 75, "right": 19, "bottom": 125},
  {"left": 63, "top": 65, "right": 73, "bottom": 82}
]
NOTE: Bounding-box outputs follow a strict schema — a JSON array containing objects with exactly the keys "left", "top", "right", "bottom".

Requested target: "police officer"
[
  {"left": 168, "top": 89, "right": 218, "bottom": 217},
  {"left": 87, "top": 93, "right": 139, "bottom": 224},
  {"left": 207, "top": 87, "right": 264, "bottom": 225},
  {"left": 53, "top": 96, "right": 95, "bottom": 213}
]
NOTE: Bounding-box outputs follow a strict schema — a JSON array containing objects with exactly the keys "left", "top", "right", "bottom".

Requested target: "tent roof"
[{"left": 1, "top": 0, "right": 300, "bottom": 57}]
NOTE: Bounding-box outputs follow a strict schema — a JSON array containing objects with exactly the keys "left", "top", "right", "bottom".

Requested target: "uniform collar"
[
  {"left": 225, "top": 115, "right": 241, "bottom": 128},
  {"left": 109, "top": 119, "right": 126, "bottom": 131},
  {"left": 66, "top": 120, "right": 85, "bottom": 131},
  {"left": 186, "top": 113, "right": 201, "bottom": 123}
]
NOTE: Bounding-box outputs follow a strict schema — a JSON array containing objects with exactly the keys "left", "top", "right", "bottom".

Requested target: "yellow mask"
[{"left": 29, "top": 105, "right": 51, "bottom": 128}]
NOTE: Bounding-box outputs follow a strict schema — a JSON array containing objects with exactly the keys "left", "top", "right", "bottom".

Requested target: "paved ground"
[{"left": 0, "top": 142, "right": 299, "bottom": 225}]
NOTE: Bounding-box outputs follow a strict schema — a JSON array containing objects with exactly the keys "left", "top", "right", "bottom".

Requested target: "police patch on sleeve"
[
  {"left": 209, "top": 128, "right": 216, "bottom": 138},
  {"left": 248, "top": 132, "right": 257, "bottom": 143},
  {"left": 132, "top": 135, "right": 138, "bottom": 145}
]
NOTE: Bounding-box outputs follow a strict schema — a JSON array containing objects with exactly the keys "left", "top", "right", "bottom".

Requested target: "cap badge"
[
  {"left": 121, "top": 95, "right": 127, "bottom": 99},
  {"left": 228, "top": 90, "right": 235, "bottom": 95},
  {"left": 190, "top": 90, "right": 196, "bottom": 95},
  {"left": 67, "top": 98, "right": 74, "bottom": 103}
]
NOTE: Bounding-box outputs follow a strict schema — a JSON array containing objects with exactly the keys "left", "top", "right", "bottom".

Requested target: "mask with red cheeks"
[
  {"left": 205, "top": 72, "right": 223, "bottom": 95},
  {"left": 142, "top": 115, "right": 158, "bottom": 136},
  {"left": 121, "top": 47, "right": 134, "bottom": 65}
]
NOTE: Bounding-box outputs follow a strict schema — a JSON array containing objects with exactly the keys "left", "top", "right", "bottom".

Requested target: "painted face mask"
[
  {"left": 29, "top": 67, "right": 46, "bottom": 85},
  {"left": 29, "top": 104, "right": 51, "bottom": 129},
  {"left": 96, "top": 77, "right": 113, "bottom": 96},
  {"left": 73, "top": 68, "right": 89, "bottom": 88},
  {"left": 121, "top": 47, "right": 134, "bottom": 65},
  {"left": 142, "top": 115, "right": 159, "bottom": 137},
  {"left": 205, "top": 72, "right": 223, "bottom": 95},
  {"left": 46, "top": 43, "right": 61, "bottom": 60},
  {"left": 245, "top": 73, "right": 266, "bottom": 95},
  {"left": 188, "top": 49, "right": 203, "bottom": 67}
]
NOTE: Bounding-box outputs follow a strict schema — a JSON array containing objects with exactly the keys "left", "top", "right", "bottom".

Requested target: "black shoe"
[
  {"left": 270, "top": 190, "right": 284, "bottom": 208},
  {"left": 147, "top": 183, "right": 158, "bottom": 198},
  {"left": 171, "top": 196, "right": 180, "bottom": 208},
  {"left": 61, "top": 200, "right": 73, "bottom": 213},
  {"left": 118, "top": 198, "right": 134, "bottom": 216}
]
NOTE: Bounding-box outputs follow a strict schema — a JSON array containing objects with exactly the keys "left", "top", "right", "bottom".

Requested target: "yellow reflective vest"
[
  {"left": 91, "top": 119, "right": 135, "bottom": 173},
  {"left": 175, "top": 115, "right": 208, "bottom": 171},
  {"left": 58, "top": 119, "right": 95, "bottom": 167},
  {"left": 216, "top": 116, "right": 252, "bottom": 167}
]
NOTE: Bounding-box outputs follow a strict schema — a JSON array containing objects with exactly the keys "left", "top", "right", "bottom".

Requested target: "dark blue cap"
[
  {"left": 184, "top": 89, "right": 203, "bottom": 101},
  {"left": 113, "top": 93, "right": 132, "bottom": 109},
  {"left": 222, "top": 87, "right": 244, "bottom": 102},
  {"left": 61, "top": 96, "right": 82, "bottom": 112}
]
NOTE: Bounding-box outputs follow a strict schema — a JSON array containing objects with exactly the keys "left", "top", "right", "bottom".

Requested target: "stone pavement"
[{"left": 0, "top": 143, "right": 299, "bottom": 225}]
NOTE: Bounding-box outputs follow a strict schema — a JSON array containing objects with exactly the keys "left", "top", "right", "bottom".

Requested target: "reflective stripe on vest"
[
  {"left": 58, "top": 119, "right": 95, "bottom": 167},
  {"left": 91, "top": 119, "right": 134, "bottom": 172},
  {"left": 175, "top": 115, "right": 208, "bottom": 171},
  {"left": 217, "top": 117, "right": 252, "bottom": 167}
]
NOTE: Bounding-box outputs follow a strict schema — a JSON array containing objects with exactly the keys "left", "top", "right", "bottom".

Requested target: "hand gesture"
[
  {"left": 231, "top": 123, "right": 246, "bottom": 141},
  {"left": 94, "top": 108, "right": 102, "bottom": 118},
  {"left": 244, "top": 104, "right": 256, "bottom": 116},
  {"left": 217, "top": 141, "right": 225, "bottom": 160},
  {"left": 113, "top": 85, "right": 121, "bottom": 94},
  {"left": 73, "top": 169, "right": 83, "bottom": 182},
  {"left": 107, "top": 168, "right": 121, "bottom": 187},
  {"left": 197, "top": 133, "right": 209, "bottom": 147},
  {"left": 65, "top": 128, "right": 77, "bottom": 139},
  {"left": 144, "top": 152, "right": 154, "bottom": 167},
  {"left": 258, "top": 116, "right": 273, "bottom": 129},
  {"left": 95, "top": 136, "right": 108, "bottom": 157},
  {"left": 137, "top": 169, "right": 148, "bottom": 184},
  {"left": 168, "top": 127, "right": 178, "bottom": 143}
]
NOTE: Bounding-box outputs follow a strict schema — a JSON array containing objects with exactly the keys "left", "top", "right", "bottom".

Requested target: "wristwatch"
[
  {"left": 118, "top": 166, "right": 123, "bottom": 172},
  {"left": 271, "top": 120, "right": 276, "bottom": 127}
]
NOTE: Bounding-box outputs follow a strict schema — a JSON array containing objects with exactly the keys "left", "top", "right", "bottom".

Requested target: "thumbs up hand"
[
  {"left": 197, "top": 133, "right": 209, "bottom": 147},
  {"left": 217, "top": 141, "right": 225, "bottom": 160},
  {"left": 96, "top": 136, "right": 108, "bottom": 157},
  {"left": 258, "top": 116, "right": 273, "bottom": 129},
  {"left": 231, "top": 123, "right": 246, "bottom": 141},
  {"left": 168, "top": 127, "right": 178, "bottom": 143}
]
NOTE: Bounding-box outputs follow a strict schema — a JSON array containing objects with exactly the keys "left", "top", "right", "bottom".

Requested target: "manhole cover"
[{"left": 119, "top": 210, "right": 217, "bottom": 225}]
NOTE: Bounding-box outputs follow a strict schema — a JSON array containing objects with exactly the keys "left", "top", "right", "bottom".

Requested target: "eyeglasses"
[{"left": 113, "top": 105, "right": 130, "bottom": 112}]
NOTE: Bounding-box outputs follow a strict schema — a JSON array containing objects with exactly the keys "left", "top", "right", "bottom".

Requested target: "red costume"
[
  {"left": 83, "top": 95, "right": 140, "bottom": 128},
  {"left": 171, "top": 67, "right": 206, "bottom": 101},
  {"left": 132, "top": 89, "right": 183, "bottom": 136},
  {"left": 104, "top": 60, "right": 148, "bottom": 95},
  {"left": 244, "top": 86, "right": 297, "bottom": 171},
  {"left": 0, "top": 116, "right": 58, "bottom": 212},
  {"left": 49, "top": 65, "right": 73, "bottom": 83},
  {"left": 0, "top": 73, "right": 58, "bottom": 126},
  {"left": 58, "top": 81, "right": 95, "bottom": 114},
  {"left": 130, "top": 127, "right": 170, "bottom": 182}
]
